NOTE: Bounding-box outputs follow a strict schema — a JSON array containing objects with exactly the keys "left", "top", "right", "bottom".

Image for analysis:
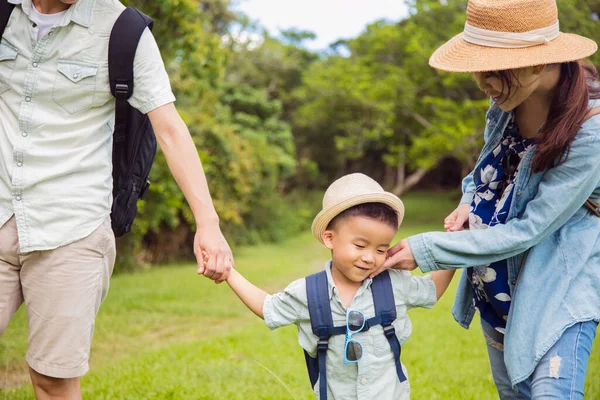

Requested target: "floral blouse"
[{"left": 467, "top": 119, "right": 535, "bottom": 334}]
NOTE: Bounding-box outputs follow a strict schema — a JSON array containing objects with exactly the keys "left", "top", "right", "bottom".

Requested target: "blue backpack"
[{"left": 305, "top": 270, "right": 407, "bottom": 400}]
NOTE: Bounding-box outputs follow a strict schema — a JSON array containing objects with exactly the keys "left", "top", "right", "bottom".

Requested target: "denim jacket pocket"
[
  {"left": 53, "top": 60, "right": 99, "bottom": 114},
  {"left": 0, "top": 41, "right": 18, "bottom": 95}
]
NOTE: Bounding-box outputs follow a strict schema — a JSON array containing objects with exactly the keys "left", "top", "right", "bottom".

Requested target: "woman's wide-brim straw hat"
[
  {"left": 311, "top": 173, "right": 405, "bottom": 244},
  {"left": 429, "top": 0, "right": 598, "bottom": 73}
]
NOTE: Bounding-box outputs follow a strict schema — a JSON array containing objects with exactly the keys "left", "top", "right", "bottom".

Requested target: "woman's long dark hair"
[{"left": 492, "top": 61, "right": 600, "bottom": 172}]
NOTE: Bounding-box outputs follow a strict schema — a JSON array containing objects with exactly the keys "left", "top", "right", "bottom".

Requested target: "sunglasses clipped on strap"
[{"left": 344, "top": 309, "right": 366, "bottom": 364}]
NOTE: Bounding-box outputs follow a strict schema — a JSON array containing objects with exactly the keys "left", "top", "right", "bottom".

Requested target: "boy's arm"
[
  {"left": 430, "top": 270, "right": 456, "bottom": 300},
  {"left": 226, "top": 268, "right": 268, "bottom": 319}
]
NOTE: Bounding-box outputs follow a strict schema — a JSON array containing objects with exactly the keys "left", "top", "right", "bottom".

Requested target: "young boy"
[{"left": 203, "top": 173, "right": 454, "bottom": 399}]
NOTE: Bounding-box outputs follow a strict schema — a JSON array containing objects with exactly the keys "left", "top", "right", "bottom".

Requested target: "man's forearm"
[
  {"left": 148, "top": 103, "right": 218, "bottom": 225},
  {"left": 226, "top": 269, "right": 268, "bottom": 319}
]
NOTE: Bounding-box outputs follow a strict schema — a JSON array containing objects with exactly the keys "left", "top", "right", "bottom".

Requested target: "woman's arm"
[{"left": 409, "top": 131, "right": 600, "bottom": 273}]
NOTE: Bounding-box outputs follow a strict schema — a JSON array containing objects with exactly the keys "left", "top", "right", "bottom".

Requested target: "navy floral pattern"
[{"left": 467, "top": 119, "right": 535, "bottom": 334}]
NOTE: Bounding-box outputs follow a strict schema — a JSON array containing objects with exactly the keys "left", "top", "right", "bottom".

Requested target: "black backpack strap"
[
  {"left": 1, "top": 1, "right": 15, "bottom": 37},
  {"left": 306, "top": 271, "right": 334, "bottom": 400},
  {"left": 108, "top": 7, "right": 153, "bottom": 141},
  {"left": 371, "top": 271, "right": 407, "bottom": 383}
]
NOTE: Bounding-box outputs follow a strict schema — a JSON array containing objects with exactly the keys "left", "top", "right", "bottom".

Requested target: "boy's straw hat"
[
  {"left": 311, "top": 173, "right": 405, "bottom": 244},
  {"left": 429, "top": 0, "right": 598, "bottom": 73}
]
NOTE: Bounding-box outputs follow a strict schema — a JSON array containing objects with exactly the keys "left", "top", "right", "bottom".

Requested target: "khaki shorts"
[{"left": 0, "top": 217, "right": 116, "bottom": 378}]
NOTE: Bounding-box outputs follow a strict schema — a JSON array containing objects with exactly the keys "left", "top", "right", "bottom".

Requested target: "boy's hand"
[
  {"left": 444, "top": 203, "right": 470, "bottom": 232},
  {"left": 198, "top": 250, "right": 229, "bottom": 283},
  {"left": 371, "top": 239, "right": 417, "bottom": 278}
]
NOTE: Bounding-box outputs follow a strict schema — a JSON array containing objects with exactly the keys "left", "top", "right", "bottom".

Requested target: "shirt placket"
[
  {"left": 12, "top": 21, "right": 56, "bottom": 250},
  {"left": 351, "top": 286, "right": 372, "bottom": 399}
]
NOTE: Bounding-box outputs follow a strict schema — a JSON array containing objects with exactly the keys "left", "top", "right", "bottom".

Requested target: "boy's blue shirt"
[
  {"left": 408, "top": 99, "right": 600, "bottom": 385},
  {"left": 262, "top": 260, "right": 436, "bottom": 400}
]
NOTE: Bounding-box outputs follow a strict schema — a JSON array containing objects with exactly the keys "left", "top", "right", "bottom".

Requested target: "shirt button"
[
  {"left": 21, "top": 132, "right": 28, "bottom": 137},
  {"left": 25, "top": 96, "right": 31, "bottom": 102},
  {"left": 15, "top": 196, "right": 22, "bottom": 201},
  {"left": 516, "top": 190, "right": 522, "bottom": 196},
  {"left": 48, "top": 31, "right": 53, "bottom": 36},
  {"left": 361, "top": 379, "right": 367, "bottom": 385},
  {"left": 17, "top": 162, "right": 23, "bottom": 167},
  {"left": 511, "top": 280, "right": 517, "bottom": 285},
  {"left": 32, "top": 62, "right": 38, "bottom": 68},
  {"left": 73, "top": 73, "right": 79, "bottom": 80}
]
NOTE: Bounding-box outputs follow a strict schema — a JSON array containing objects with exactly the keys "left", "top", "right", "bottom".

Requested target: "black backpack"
[
  {"left": 305, "top": 270, "right": 407, "bottom": 400},
  {"left": 0, "top": 3, "right": 156, "bottom": 237}
]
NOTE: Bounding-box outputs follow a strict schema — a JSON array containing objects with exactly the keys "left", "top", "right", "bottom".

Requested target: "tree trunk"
[
  {"left": 390, "top": 147, "right": 431, "bottom": 195},
  {"left": 392, "top": 167, "right": 428, "bottom": 196}
]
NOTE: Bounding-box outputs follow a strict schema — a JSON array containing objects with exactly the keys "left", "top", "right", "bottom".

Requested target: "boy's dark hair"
[{"left": 327, "top": 202, "right": 398, "bottom": 231}]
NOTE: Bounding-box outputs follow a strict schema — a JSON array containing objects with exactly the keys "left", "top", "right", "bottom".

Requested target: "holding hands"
[{"left": 195, "top": 224, "right": 233, "bottom": 284}]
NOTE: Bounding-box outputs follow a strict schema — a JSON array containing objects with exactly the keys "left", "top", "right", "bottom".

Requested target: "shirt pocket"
[
  {"left": 371, "top": 326, "right": 393, "bottom": 358},
  {"left": 0, "top": 41, "right": 18, "bottom": 95},
  {"left": 52, "top": 60, "right": 99, "bottom": 114}
]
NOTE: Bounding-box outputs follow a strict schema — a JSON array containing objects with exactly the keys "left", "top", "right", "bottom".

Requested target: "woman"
[{"left": 378, "top": 0, "right": 600, "bottom": 398}]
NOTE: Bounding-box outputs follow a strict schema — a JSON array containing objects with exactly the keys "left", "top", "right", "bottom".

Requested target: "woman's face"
[{"left": 473, "top": 67, "right": 544, "bottom": 112}]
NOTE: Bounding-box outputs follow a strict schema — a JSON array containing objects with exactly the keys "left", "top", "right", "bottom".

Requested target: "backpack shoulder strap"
[
  {"left": 108, "top": 7, "right": 153, "bottom": 143},
  {"left": 370, "top": 270, "right": 407, "bottom": 383},
  {"left": 306, "top": 271, "right": 334, "bottom": 400},
  {"left": 371, "top": 270, "right": 397, "bottom": 322},
  {"left": 1, "top": 1, "right": 15, "bottom": 38},
  {"left": 108, "top": 7, "right": 153, "bottom": 99}
]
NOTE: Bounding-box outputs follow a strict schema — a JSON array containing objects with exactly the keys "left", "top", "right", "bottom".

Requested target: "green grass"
[{"left": 1, "top": 191, "right": 599, "bottom": 399}]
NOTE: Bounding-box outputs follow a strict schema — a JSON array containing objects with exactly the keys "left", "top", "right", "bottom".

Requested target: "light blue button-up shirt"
[
  {"left": 263, "top": 261, "right": 437, "bottom": 399},
  {"left": 408, "top": 99, "right": 600, "bottom": 385},
  {"left": 0, "top": 0, "right": 175, "bottom": 252}
]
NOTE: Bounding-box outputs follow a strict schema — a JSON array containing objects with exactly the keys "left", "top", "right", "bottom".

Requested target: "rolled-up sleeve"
[
  {"left": 405, "top": 274, "right": 437, "bottom": 309},
  {"left": 263, "top": 278, "right": 307, "bottom": 330},
  {"left": 129, "top": 28, "right": 176, "bottom": 114}
]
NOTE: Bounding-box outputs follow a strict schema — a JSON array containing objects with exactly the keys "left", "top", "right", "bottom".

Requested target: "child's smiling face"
[{"left": 322, "top": 216, "right": 396, "bottom": 284}]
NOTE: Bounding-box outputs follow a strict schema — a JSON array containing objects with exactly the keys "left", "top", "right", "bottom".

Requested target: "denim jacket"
[{"left": 408, "top": 99, "right": 600, "bottom": 385}]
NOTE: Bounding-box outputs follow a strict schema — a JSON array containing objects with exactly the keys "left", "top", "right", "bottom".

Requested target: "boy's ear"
[{"left": 322, "top": 230, "right": 334, "bottom": 250}]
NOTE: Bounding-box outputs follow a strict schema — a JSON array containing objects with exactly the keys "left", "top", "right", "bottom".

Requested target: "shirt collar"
[
  {"left": 10, "top": 0, "right": 95, "bottom": 28},
  {"left": 324, "top": 260, "right": 373, "bottom": 301}
]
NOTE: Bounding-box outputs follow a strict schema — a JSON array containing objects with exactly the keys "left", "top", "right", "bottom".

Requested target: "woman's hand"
[
  {"left": 444, "top": 203, "right": 471, "bottom": 232},
  {"left": 370, "top": 239, "right": 417, "bottom": 278}
]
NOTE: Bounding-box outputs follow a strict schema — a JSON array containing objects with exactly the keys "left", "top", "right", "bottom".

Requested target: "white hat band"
[{"left": 463, "top": 20, "right": 560, "bottom": 49}]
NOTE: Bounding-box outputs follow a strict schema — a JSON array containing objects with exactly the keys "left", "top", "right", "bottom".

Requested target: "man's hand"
[
  {"left": 195, "top": 226, "right": 233, "bottom": 283},
  {"left": 444, "top": 203, "right": 470, "bottom": 232},
  {"left": 370, "top": 239, "right": 417, "bottom": 278}
]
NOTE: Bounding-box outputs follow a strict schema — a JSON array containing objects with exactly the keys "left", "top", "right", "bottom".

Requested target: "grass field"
[{"left": 1, "top": 192, "right": 599, "bottom": 399}]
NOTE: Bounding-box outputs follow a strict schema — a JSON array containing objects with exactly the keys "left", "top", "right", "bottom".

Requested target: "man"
[{"left": 0, "top": 0, "right": 233, "bottom": 398}]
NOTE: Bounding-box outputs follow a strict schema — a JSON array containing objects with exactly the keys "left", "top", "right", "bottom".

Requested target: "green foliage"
[{"left": 111, "top": 0, "right": 600, "bottom": 269}]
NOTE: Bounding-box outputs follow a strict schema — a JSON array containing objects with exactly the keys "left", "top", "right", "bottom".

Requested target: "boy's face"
[{"left": 322, "top": 216, "right": 396, "bottom": 284}]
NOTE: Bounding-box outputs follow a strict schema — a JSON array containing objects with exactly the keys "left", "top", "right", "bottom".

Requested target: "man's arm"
[{"left": 148, "top": 103, "right": 233, "bottom": 283}]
